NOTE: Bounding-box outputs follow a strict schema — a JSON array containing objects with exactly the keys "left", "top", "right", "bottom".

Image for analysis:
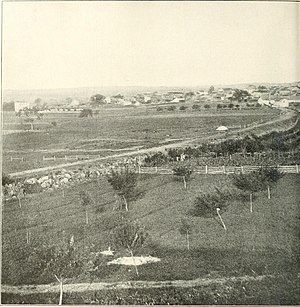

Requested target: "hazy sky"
[{"left": 3, "top": 1, "right": 299, "bottom": 90}]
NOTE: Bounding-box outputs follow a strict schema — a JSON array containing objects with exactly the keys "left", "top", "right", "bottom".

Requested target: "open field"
[
  {"left": 2, "top": 174, "right": 299, "bottom": 288},
  {"left": 2, "top": 107, "right": 281, "bottom": 174}
]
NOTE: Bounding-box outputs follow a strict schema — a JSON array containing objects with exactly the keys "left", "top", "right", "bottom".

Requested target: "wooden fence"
[
  {"left": 42, "top": 155, "right": 101, "bottom": 161},
  {"left": 138, "top": 165, "right": 299, "bottom": 175}
]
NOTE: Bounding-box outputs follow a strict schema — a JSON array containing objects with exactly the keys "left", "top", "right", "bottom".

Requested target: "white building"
[{"left": 14, "top": 101, "right": 30, "bottom": 112}]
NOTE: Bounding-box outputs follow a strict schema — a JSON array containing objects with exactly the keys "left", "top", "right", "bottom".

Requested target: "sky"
[{"left": 2, "top": 1, "right": 299, "bottom": 90}]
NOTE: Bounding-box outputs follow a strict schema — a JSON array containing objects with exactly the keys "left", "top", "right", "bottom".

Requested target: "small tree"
[
  {"left": 258, "top": 167, "right": 285, "bottom": 199},
  {"left": 192, "top": 188, "right": 232, "bottom": 230},
  {"left": 232, "top": 169, "right": 267, "bottom": 213},
  {"left": 112, "top": 220, "right": 148, "bottom": 276},
  {"left": 107, "top": 168, "right": 139, "bottom": 211},
  {"left": 173, "top": 165, "right": 193, "bottom": 189},
  {"left": 179, "top": 218, "right": 192, "bottom": 250},
  {"left": 79, "top": 191, "right": 93, "bottom": 225}
]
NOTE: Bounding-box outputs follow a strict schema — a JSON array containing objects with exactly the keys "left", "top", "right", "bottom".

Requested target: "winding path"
[
  {"left": 1, "top": 274, "right": 273, "bottom": 294},
  {"left": 8, "top": 108, "right": 298, "bottom": 178}
]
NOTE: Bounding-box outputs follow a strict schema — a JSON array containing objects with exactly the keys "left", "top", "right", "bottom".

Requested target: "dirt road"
[
  {"left": 8, "top": 108, "right": 298, "bottom": 178},
  {"left": 1, "top": 274, "right": 271, "bottom": 294}
]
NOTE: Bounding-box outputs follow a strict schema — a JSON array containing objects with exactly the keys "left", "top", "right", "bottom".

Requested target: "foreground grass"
[{"left": 2, "top": 173, "right": 299, "bottom": 288}]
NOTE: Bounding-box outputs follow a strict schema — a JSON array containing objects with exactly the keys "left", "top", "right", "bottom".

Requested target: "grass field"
[
  {"left": 2, "top": 173, "right": 299, "bottom": 286},
  {"left": 3, "top": 107, "right": 279, "bottom": 173}
]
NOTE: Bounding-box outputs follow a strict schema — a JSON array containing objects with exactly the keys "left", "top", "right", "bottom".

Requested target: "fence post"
[
  {"left": 138, "top": 164, "right": 141, "bottom": 174},
  {"left": 22, "top": 157, "right": 24, "bottom": 162},
  {"left": 205, "top": 165, "right": 208, "bottom": 174},
  {"left": 10, "top": 156, "right": 13, "bottom": 162},
  {"left": 223, "top": 166, "right": 226, "bottom": 174},
  {"left": 65, "top": 155, "right": 67, "bottom": 161},
  {"left": 241, "top": 166, "right": 244, "bottom": 174},
  {"left": 53, "top": 156, "right": 56, "bottom": 161},
  {"left": 296, "top": 164, "right": 299, "bottom": 174}
]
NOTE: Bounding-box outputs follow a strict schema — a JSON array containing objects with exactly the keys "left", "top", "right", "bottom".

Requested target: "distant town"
[{"left": 4, "top": 82, "right": 300, "bottom": 115}]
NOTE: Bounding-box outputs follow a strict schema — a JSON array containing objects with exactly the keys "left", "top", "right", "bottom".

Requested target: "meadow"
[
  {"left": 3, "top": 107, "right": 279, "bottom": 174},
  {"left": 2, "top": 173, "right": 299, "bottom": 287}
]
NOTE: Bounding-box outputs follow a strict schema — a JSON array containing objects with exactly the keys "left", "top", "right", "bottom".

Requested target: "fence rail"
[
  {"left": 138, "top": 165, "right": 299, "bottom": 175},
  {"left": 42, "top": 155, "right": 101, "bottom": 161}
]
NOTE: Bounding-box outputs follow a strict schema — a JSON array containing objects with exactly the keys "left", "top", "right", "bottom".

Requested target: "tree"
[
  {"left": 179, "top": 218, "right": 192, "bottom": 250},
  {"left": 232, "top": 168, "right": 268, "bottom": 213},
  {"left": 28, "top": 242, "right": 83, "bottom": 304},
  {"left": 90, "top": 94, "right": 106, "bottom": 105},
  {"left": 112, "top": 220, "right": 148, "bottom": 276},
  {"left": 107, "top": 168, "right": 139, "bottom": 211},
  {"left": 208, "top": 86, "right": 215, "bottom": 94},
  {"left": 192, "top": 188, "right": 232, "bottom": 230},
  {"left": 258, "top": 167, "right": 285, "bottom": 199},
  {"left": 79, "top": 109, "right": 93, "bottom": 118},
  {"left": 173, "top": 165, "right": 193, "bottom": 189},
  {"left": 79, "top": 191, "right": 93, "bottom": 225},
  {"left": 232, "top": 89, "right": 250, "bottom": 102}
]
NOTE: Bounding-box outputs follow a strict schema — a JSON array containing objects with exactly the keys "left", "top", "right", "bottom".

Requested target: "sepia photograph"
[{"left": 1, "top": 1, "right": 300, "bottom": 304}]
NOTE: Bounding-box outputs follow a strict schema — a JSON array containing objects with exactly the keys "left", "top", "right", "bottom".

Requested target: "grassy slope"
[{"left": 2, "top": 174, "right": 299, "bottom": 285}]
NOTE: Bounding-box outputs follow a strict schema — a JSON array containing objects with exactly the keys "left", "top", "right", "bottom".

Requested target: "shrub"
[
  {"left": 192, "top": 104, "right": 200, "bottom": 110},
  {"left": 179, "top": 105, "right": 188, "bottom": 111},
  {"left": 204, "top": 104, "right": 211, "bottom": 109},
  {"left": 51, "top": 121, "right": 57, "bottom": 126},
  {"left": 79, "top": 109, "right": 93, "bottom": 118},
  {"left": 2, "top": 174, "right": 14, "bottom": 186},
  {"left": 192, "top": 187, "right": 232, "bottom": 218},
  {"left": 156, "top": 107, "right": 163, "bottom": 112},
  {"left": 167, "top": 106, "right": 176, "bottom": 111}
]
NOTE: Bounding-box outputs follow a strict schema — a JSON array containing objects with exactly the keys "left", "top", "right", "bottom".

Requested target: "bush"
[
  {"left": 192, "top": 104, "right": 200, "bottom": 110},
  {"left": 192, "top": 187, "right": 232, "bottom": 218},
  {"left": 179, "top": 105, "right": 188, "bottom": 111},
  {"left": 204, "top": 104, "right": 211, "bottom": 109},
  {"left": 156, "top": 107, "right": 163, "bottom": 112},
  {"left": 51, "top": 121, "right": 57, "bottom": 126},
  {"left": 167, "top": 106, "right": 176, "bottom": 111},
  {"left": 2, "top": 174, "right": 14, "bottom": 186},
  {"left": 23, "top": 182, "right": 43, "bottom": 194},
  {"left": 79, "top": 109, "right": 93, "bottom": 118}
]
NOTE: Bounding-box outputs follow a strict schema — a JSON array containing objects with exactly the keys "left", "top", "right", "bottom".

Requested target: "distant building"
[
  {"left": 14, "top": 101, "right": 30, "bottom": 112},
  {"left": 216, "top": 126, "right": 229, "bottom": 132}
]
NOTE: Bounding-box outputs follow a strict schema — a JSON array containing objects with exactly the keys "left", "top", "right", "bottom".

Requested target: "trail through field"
[
  {"left": 8, "top": 108, "right": 297, "bottom": 178},
  {"left": 1, "top": 274, "right": 273, "bottom": 294}
]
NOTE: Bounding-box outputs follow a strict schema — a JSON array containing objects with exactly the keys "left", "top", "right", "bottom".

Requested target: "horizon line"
[{"left": 3, "top": 80, "right": 300, "bottom": 92}]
